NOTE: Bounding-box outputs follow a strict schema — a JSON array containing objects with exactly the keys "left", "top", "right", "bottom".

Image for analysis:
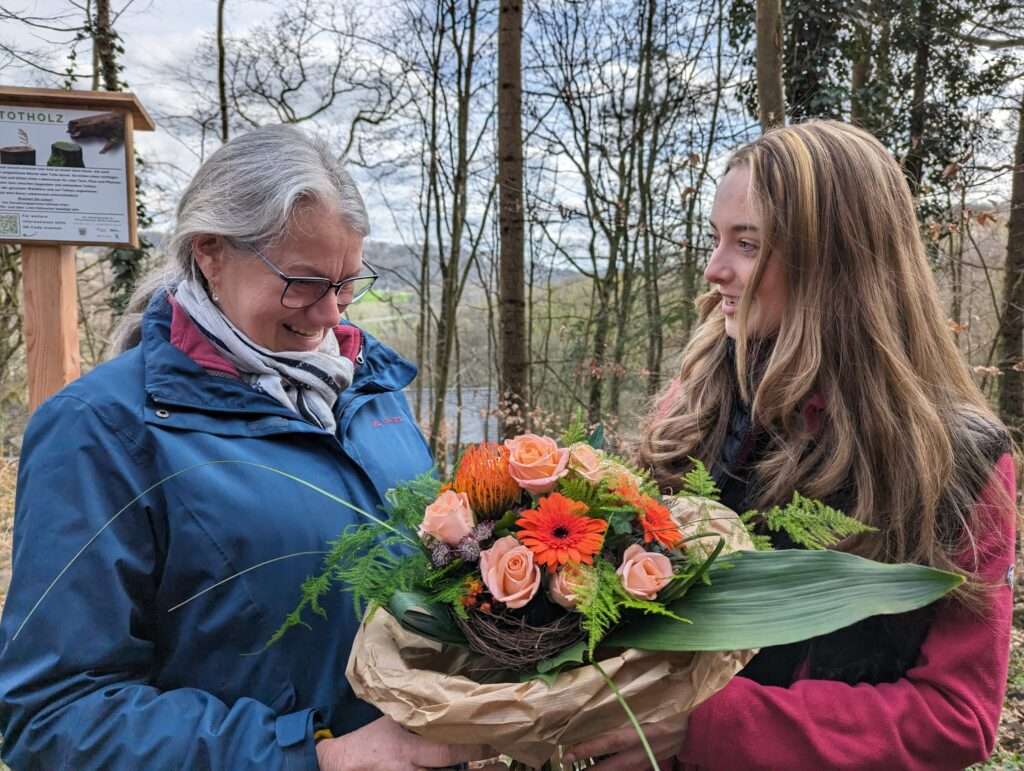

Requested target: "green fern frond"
[
  {"left": 268, "top": 514, "right": 429, "bottom": 646},
  {"left": 680, "top": 458, "right": 721, "bottom": 501},
  {"left": 574, "top": 559, "right": 687, "bottom": 658},
  {"left": 333, "top": 541, "right": 432, "bottom": 616},
  {"left": 557, "top": 476, "right": 601, "bottom": 507},
  {"left": 384, "top": 471, "right": 442, "bottom": 530},
  {"left": 421, "top": 558, "right": 466, "bottom": 589},
  {"left": 556, "top": 476, "right": 628, "bottom": 514},
  {"left": 561, "top": 410, "right": 589, "bottom": 446},
  {"left": 574, "top": 562, "right": 621, "bottom": 657},
  {"left": 755, "top": 493, "right": 876, "bottom": 550},
  {"left": 429, "top": 573, "right": 477, "bottom": 620}
]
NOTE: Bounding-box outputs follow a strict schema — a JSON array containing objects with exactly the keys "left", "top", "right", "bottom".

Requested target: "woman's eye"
[
  {"left": 707, "top": 232, "right": 720, "bottom": 245},
  {"left": 738, "top": 240, "right": 758, "bottom": 253}
]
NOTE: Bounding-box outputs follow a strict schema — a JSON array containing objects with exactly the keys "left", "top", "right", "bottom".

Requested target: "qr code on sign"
[{"left": 0, "top": 213, "right": 20, "bottom": 237}]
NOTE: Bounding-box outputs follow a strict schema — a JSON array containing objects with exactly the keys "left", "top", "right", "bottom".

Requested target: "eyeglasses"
[{"left": 249, "top": 247, "right": 379, "bottom": 310}]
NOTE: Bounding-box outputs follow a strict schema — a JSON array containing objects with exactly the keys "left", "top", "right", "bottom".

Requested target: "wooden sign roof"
[{"left": 0, "top": 86, "right": 155, "bottom": 131}]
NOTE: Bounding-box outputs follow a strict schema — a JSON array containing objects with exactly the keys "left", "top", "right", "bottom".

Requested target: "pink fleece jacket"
[{"left": 678, "top": 452, "right": 1018, "bottom": 771}]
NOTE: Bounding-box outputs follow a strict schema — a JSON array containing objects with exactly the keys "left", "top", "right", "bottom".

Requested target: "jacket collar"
[{"left": 141, "top": 291, "right": 417, "bottom": 416}]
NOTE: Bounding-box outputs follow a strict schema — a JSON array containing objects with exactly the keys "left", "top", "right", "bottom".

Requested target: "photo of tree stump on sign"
[
  {"left": 46, "top": 141, "right": 84, "bottom": 168},
  {"left": 67, "top": 112, "right": 125, "bottom": 153},
  {"left": 0, "top": 146, "right": 35, "bottom": 165}
]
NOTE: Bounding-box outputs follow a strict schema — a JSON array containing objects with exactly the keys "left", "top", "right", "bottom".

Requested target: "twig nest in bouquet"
[
  {"left": 455, "top": 607, "right": 586, "bottom": 671},
  {"left": 669, "top": 496, "right": 755, "bottom": 558}
]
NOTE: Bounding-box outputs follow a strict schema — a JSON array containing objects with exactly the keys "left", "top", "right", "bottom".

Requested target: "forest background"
[{"left": 1, "top": 0, "right": 1024, "bottom": 766}]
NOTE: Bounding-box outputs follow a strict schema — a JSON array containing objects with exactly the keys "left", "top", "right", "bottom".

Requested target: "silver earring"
[{"left": 212, "top": 291, "right": 220, "bottom": 302}]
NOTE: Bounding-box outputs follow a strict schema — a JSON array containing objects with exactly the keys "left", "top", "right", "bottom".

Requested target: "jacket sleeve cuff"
[{"left": 275, "top": 708, "right": 320, "bottom": 771}]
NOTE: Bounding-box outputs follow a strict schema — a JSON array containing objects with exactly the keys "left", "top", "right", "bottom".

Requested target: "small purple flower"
[
  {"left": 430, "top": 541, "right": 454, "bottom": 567},
  {"left": 457, "top": 538, "right": 481, "bottom": 562}
]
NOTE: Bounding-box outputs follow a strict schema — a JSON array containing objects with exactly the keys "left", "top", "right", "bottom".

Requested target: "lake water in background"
[{"left": 410, "top": 386, "right": 499, "bottom": 445}]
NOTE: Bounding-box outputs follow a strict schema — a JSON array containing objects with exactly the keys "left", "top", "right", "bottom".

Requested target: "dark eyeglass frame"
[{"left": 248, "top": 246, "right": 379, "bottom": 310}]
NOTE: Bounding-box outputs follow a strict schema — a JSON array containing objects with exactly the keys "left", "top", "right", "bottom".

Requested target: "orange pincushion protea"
[
  {"left": 453, "top": 443, "right": 522, "bottom": 517},
  {"left": 516, "top": 493, "right": 608, "bottom": 568}
]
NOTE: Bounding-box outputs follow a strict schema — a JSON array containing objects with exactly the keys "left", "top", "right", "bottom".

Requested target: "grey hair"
[{"left": 109, "top": 124, "right": 370, "bottom": 354}]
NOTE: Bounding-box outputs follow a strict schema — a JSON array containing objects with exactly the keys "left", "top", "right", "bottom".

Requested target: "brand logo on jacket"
[{"left": 372, "top": 416, "right": 404, "bottom": 428}]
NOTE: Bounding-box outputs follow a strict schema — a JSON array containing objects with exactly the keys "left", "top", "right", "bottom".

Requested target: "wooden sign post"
[{"left": 0, "top": 86, "right": 155, "bottom": 410}]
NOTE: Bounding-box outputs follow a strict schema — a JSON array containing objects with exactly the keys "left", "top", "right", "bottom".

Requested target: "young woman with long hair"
[{"left": 566, "top": 119, "right": 1018, "bottom": 770}]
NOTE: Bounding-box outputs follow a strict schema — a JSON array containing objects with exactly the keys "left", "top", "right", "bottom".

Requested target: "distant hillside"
[{"left": 139, "top": 232, "right": 575, "bottom": 291}]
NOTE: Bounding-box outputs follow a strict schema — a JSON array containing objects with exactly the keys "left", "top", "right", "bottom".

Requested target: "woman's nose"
[
  {"left": 307, "top": 288, "right": 343, "bottom": 327},
  {"left": 704, "top": 246, "right": 732, "bottom": 286}
]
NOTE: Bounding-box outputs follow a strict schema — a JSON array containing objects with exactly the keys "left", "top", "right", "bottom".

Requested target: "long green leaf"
[
  {"left": 605, "top": 550, "right": 962, "bottom": 651},
  {"left": 389, "top": 590, "right": 468, "bottom": 646}
]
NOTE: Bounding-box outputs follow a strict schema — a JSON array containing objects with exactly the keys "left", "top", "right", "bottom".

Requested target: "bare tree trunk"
[
  {"left": 850, "top": 14, "right": 871, "bottom": 125},
  {"left": 94, "top": 0, "right": 120, "bottom": 91},
  {"left": 588, "top": 289, "right": 611, "bottom": 427},
  {"left": 608, "top": 252, "right": 637, "bottom": 419},
  {"left": 497, "top": 0, "right": 527, "bottom": 438},
  {"left": 904, "top": 0, "right": 933, "bottom": 195},
  {"left": 998, "top": 97, "right": 1024, "bottom": 442},
  {"left": 637, "top": 0, "right": 661, "bottom": 397},
  {"left": 429, "top": 0, "right": 481, "bottom": 460},
  {"left": 217, "top": 0, "right": 229, "bottom": 142},
  {"left": 755, "top": 0, "right": 785, "bottom": 130}
]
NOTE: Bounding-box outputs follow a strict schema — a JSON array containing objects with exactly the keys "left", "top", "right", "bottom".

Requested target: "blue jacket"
[{"left": 0, "top": 293, "right": 433, "bottom": 770}]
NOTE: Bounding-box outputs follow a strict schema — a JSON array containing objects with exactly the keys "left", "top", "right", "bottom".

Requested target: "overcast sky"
[{"left": 2, "top": 0, "right": 416, "bottom": 241}]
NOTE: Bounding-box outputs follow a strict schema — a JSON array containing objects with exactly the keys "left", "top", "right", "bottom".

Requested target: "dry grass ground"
[{"left": 0, "top": 461, "right": 1020, "bottom": 769}]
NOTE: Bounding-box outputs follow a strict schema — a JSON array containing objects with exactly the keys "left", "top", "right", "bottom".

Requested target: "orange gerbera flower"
[
  {"left": 453, "top": 443, "right": 522, "bottom": 517},
  {"left": 638, "top": 497, "right": 684, "bottom": 550},
  {"left": 516, "top": 493, "right": 608, "bottom": 568},
  {"left": 610, "top": 472, "right": 684, "bottom": 550}
]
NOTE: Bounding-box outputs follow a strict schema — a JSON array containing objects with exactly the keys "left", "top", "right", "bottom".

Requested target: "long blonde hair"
[{"left": 640, "top": 120, "right": 1010, "bottom": 590}]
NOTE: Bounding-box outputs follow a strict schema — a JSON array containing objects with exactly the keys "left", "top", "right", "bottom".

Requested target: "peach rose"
[
  {"left": 479, "top": 535, "right": 541, "bottom": 609},
  {"left": 504, "top": 434, "right": 569, "bottom": 495},
  {"left": 418, "top": 490, "right": 475, "bottom": 545},
  {"left": 567, "top": 443, "right": 604, "bottom": 484},
  {"left": 548, "top": 566, "right": 586, "bottom": 610},
  {"left": 617, "top": 544, "right": 673, "bottom": 600}
]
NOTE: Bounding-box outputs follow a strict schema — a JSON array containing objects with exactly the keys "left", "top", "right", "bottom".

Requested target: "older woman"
[{"left": 0, "top": 126, "right": 498, "bottom": 771}]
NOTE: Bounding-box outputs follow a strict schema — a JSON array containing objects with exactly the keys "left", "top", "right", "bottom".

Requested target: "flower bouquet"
[{"left": 274, "top": 424, "right": 962, "bottom": 769}]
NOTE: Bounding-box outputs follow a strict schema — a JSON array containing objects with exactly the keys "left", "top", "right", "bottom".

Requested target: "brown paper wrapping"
[
  {"left": 346, "top": 612, "right": 753, "bottom": 767},
  {"left": 345, "top": 503, "right": 756, "bottom": 768}
]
